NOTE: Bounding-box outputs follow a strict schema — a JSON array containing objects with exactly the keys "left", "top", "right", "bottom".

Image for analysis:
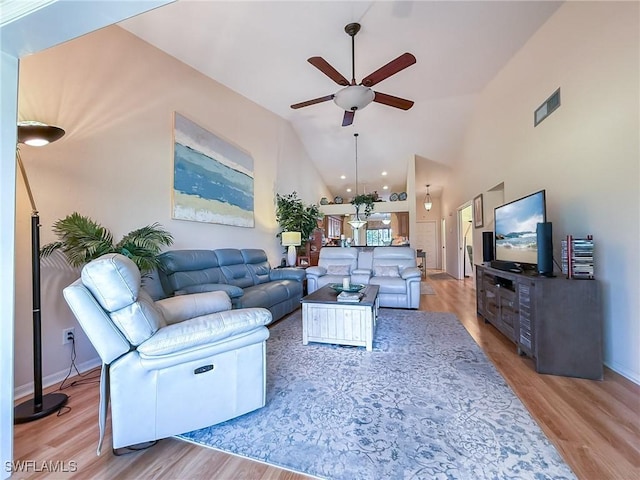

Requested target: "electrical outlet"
[{"left": 62, "top": 327, "right": 75, "bottom": 345}]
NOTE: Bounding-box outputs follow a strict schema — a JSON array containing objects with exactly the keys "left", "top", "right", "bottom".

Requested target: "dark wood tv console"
[{"left": 476, "top": 265, "right": 603, "bottom": 379}]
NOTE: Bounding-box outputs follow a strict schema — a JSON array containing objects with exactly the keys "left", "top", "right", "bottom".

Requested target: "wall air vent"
[{"left": 534, "top": 88, "right": 561, "bottom": 126}]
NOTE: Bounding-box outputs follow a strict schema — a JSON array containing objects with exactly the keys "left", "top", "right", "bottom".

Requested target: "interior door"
[{"left": 414, "top": 221, "right": 437, "bottom": 269}]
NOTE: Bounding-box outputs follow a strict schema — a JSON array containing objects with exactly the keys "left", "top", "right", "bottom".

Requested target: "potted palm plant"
[{"left": 41, "top": 212, "right": 174, "bottom": 273}]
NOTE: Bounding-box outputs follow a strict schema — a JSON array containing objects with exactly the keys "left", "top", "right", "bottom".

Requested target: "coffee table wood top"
[{"left": 301, "top": 284, "right": 379, "bottom": 307}]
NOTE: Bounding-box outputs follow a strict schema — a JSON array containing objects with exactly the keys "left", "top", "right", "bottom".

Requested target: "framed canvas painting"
[
  {"left": 172, "top": 112, "right": 254, "bottom": 227},
  {"left": 473, "top": 194, "right": 484, "bottom": 228}
]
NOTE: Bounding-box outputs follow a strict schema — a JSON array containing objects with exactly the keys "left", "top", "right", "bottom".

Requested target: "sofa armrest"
[
  {"left": 400, "top": 267, "right": 422, "bottom": 280},
  {"left": 352, "top": 268, "right": 371, "bottom": 276},
  {"left": 305, "top": 266, "right": 326, "bottom": 277},
  {"left": 138, "top": 307, "right": 273, "bottom": 357},
  {"left": 174, "top": 283, "right": 244, "bottom": 299},
  {"left": 269, "top": 268, "right": 306, "bottom": 282},
  {"left": 155, "top": 291, "right": 231, "bottom": 325}
]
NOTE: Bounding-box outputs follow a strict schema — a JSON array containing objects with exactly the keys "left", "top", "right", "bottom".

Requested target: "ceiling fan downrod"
[{"left": 345, "top": 22, "right": 361, "bottom": 85}]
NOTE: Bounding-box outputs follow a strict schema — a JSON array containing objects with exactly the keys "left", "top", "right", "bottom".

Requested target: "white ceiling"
[{"left": 120, "top": 1, "right": 562, "bottom": 201}]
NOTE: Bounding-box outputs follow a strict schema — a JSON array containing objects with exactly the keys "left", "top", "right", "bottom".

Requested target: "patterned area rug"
[
  {"left": 420, "top": 281, "right": 436, "bottom": 295},
  {"left": 178, "top": 310, "right": 575, "bottom": 480}
]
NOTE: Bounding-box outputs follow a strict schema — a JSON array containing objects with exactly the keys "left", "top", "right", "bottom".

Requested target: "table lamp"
[{"left": 281, "top": 232, "right": 301, "bottom": 267}]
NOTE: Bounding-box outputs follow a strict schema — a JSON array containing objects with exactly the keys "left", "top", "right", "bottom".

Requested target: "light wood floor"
[{"left": 12, "top": 274, "right": 640, "bottom": 479}]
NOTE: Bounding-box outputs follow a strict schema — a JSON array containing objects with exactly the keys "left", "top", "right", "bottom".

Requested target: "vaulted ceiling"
[{"left": 120, "top": 1, "right": 562, "bottom": 201}]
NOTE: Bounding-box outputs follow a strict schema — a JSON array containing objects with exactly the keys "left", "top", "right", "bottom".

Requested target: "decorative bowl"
[{"left": 330, "top": 283, "right": 365, "bottom": 293}]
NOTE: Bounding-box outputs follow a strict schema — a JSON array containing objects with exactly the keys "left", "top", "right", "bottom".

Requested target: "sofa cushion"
[
  {"left": 240, "top": 282, "right": 290, "bottom": 309},
  {"left": 157, "top": 250, "right": 224, "bottom": 296},
  {"left": 216, "top": 249, "right": 255, "bottom": 288},
  {"left": 369, "top": 276, "right": 408, "bottom": 294},
  {"left": 374, "top": 265, "right": 400, "bottom": 277},
  {"left": 326, "top": 264, "right": 351, "bottom": 276},
  {"left": 242, "top": 249, "right": 272, "bottom": 285}
]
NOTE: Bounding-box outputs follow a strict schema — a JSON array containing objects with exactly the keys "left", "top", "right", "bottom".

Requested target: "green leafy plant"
[
  {"left": 351, "top": 193, "right": 376, "bottom": 218},
  {"left": 41, "top": 212, "right": 174, "bottom": 273},
  {"left": 275, "top": 192, "right": 322, "bottom": 245}
]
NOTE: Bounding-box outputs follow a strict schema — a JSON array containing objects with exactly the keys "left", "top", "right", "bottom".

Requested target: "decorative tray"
[{"left": 329, "top": 283, "right": 365, "bottom": 293}]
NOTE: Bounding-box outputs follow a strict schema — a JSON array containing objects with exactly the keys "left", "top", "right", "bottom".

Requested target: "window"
[{"left": 366, "top": 228, "right": 391, "bottom": 246}]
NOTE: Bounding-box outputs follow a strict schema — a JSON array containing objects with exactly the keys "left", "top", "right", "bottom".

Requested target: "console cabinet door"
[
  {"left": 476, "top": 268, "right": 485, "bottom": 316},
  {"left": 517, "top": 279, "right": 535, "bottom": 357},
  {"left": 499, "top": 289, "right": 518, "bottom": 342}
]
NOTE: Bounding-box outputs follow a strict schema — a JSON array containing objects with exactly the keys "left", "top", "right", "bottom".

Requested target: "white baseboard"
[
  {"left": 605, "top": 360, "right": 640, "bottom": 386},
  {"left": 14, "top": 357, "right": 102, "bottom": 400}
]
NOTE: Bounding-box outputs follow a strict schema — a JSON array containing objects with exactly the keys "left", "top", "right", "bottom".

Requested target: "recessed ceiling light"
[
  {"left": 381, "top": 171, "right": 387, "bottom": 176},
  {"left": 340, "top": 175, "right": 346, "bottom": 179},
  {"left": 383, "top": 185, "right": 388, "bottom": 190},
  {"left": 346, "top": 188, "right": 352, "bottom": 193}
]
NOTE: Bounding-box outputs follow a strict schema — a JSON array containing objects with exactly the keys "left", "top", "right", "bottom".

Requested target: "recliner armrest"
[
  {"left": 138, "top": 307, "right": 273, "bottom": 358},
  {"left": 155, "top": 291, "right": 232, "bottom": 325},
  {"left": 352, "top": 268, "right": 371, "bottom": 276},
  {"left": 174, "top": 283, "right": 244, "bottom": 299},
  {"left": 305, "top": 266, "right": 326, "bottom": 277},
  {"left": 269, "top": 268, "right": 305, "bottom": 282},
  {"left": 400, "top": 267, "right": 422, "bottom": 280}
]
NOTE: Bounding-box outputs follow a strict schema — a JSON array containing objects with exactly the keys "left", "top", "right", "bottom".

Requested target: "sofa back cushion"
[
  {"left": 157, "top": 250, "right": 225, "bottom": 296},
  {"left": 241, "top": 249, "right": 272, "bottom": 285},
  {"left": 216, "top": 248, "right": 255, "bottom": 288},
  {"left": 372, "top": 246, "right": 417, "bottom": 271},
  {"left": 318, "top": 248, "right": 359, "bottom": 272},
  {"left": 80, "top": 253, "right": 165, "bottom": 346}
]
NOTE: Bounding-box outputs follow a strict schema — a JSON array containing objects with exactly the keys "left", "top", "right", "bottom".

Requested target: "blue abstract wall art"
[{"left": 172, "top": 113, "right": 254, "bottom": 227}]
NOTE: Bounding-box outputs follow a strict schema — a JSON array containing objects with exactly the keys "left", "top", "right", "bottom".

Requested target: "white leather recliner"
[
  {"left": 305, "top": 247, "right": 361, "bottom": 293},
  {"left": 63, "top": 253, "right": 272, "bottom": 454},
  {"left": 369, "top": 247, "right": 421, "bottom": 309}
]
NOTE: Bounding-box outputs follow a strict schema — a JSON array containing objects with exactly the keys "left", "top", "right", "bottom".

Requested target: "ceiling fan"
[{"left": 290, "top": 22, "right": 416, "bottom": 127}]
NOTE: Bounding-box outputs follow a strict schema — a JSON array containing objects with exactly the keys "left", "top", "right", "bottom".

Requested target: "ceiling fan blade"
[
  {"left": 308, "top": 57, "right": 350, "bottom": 86},
  {"left": 342, "top": 110, "right": 355, "bottom": 127},
  {"left": 290, "top": 94, "right": 335, "bottom": 109},
  {"left": 373, "top": 91, "right": 414, "bottom": 110},
  {"left": 361, "top": 52, "right": 416, "bottom": 87}
]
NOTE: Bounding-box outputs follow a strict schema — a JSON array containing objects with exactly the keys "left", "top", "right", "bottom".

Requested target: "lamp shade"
[
  {"left": 334, "top": 85, "right": 375, "bottom": 111},
  {"left": 18, "top": 121, "right": 65, "bottom": 147},
  {"left": 423, "top": 184, "right": 433, "bottom": 211},
  {"left": 281, "top": 231, "right": 302, "bottom": 246},
  {"left": 347, "top": 219, "right": 367, "bottom": 229}
]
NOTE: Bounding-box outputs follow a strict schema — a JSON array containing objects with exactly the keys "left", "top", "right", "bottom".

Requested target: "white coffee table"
[{"left": 300, "top": 284, "right": 380, "bottom": 351}]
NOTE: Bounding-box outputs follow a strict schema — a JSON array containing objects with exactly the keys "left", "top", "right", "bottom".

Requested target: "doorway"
[{"left": 458, "top": 204, "right": 474, "bottom": 279}]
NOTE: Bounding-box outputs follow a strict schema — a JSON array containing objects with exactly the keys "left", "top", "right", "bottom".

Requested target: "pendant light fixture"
[
  {"left": 348, "top": 133, "right": 367, "bottom": 230},
  {"left": 423, "top": 184, "right": 433, "bottom": 211}
]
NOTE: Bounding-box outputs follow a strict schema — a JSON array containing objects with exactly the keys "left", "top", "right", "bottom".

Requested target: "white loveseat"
[{"left": 305, "top": 246, "right": 421, "bottom": 309}]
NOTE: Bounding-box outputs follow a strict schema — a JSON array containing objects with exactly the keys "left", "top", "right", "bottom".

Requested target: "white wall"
[
  {"left": 14, "top": 25, "right": 331, "bottom": 393},
  {"left": 446, "top": 2, "right": 640, "bottom": 382},
  {"left": 0, "top": 50, "right": 19, "bottom": 480}
]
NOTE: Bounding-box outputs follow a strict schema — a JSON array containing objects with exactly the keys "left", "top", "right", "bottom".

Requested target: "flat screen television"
[{"left": 494, "top": 189, "right": 546, "bottom": 267}]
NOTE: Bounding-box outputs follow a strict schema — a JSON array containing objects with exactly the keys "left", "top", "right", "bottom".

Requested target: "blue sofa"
[{"left": 156, "top": 248, "right": 305, "bottom": 321}]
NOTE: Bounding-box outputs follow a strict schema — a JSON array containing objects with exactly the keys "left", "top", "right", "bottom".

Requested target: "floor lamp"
[{"left": 14, "top": 121, "right": 68, "bottom": 424}]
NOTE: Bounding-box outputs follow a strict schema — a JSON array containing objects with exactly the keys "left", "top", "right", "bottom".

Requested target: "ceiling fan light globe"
[{"left": 334, "top": 86, "right": 374, "bottom": 111}]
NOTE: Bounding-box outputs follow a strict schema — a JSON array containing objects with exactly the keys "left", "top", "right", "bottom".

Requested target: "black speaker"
[
  {"left": 482, "top": 231, "right": 494, "bottom": 263},
  {"left": 536, "top": 222, "right": 554, "bottom": 276}
]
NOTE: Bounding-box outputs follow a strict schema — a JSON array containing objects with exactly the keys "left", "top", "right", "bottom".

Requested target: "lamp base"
[
  {"left": 287, "top": 245, "right": 297, "bottom": 267},
  {"left": 14, "top": 392, "right": 68, "bottom": 424}
]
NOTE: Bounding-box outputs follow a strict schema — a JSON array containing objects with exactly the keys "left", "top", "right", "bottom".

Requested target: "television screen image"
[{"left": 494, "top": 190, "right": 546, "bottom": 265}]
